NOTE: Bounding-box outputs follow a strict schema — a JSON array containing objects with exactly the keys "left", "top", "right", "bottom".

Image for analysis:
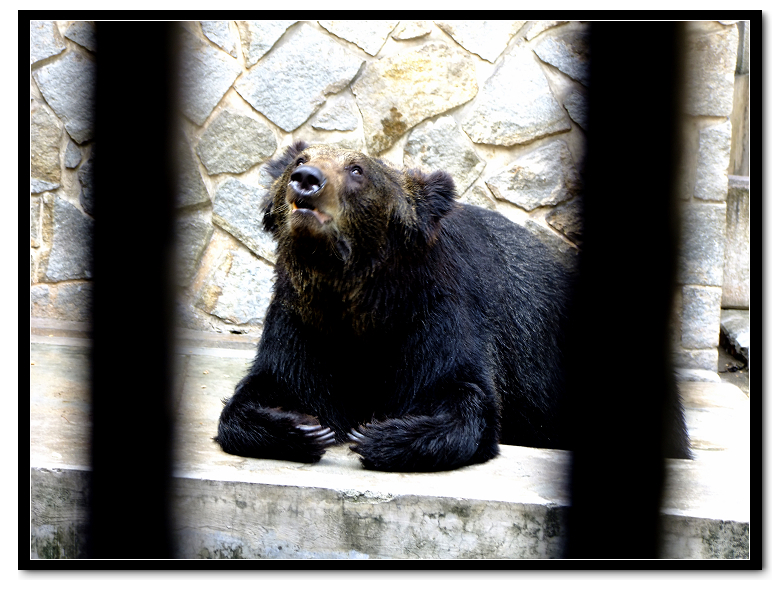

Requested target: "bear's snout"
[
  {"left": 290, "top": 165, "right": 327, "bottom": 197},
  {"left": 287, "top": 164, "right": 335, "bottom": 227}
]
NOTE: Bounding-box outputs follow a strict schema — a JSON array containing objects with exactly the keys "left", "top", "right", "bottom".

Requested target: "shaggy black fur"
[{"left": 214, "top": 142, "right": 689, "bottom": 471}]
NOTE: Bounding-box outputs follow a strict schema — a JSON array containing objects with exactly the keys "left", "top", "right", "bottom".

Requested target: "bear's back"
[{"left": 440, "top": 204, "right": 572, "bottom": 447}]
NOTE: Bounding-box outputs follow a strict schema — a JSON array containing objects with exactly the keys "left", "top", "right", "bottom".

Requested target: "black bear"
[{"left": 214, "top": 141, "right": 685, "bottom": 471}]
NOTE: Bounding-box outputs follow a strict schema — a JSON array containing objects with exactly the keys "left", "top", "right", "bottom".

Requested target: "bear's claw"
[
  {"left": 347, "top": 427, "right": 367, "bottom": 443},
  {"left": 296, "top": 424, "right": 336, "bottom": 446}
]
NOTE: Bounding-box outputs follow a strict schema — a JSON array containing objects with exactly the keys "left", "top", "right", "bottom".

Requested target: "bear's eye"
[
  {"left": 295, "top": 157, "right": 305, "bottom": 167},
  {"left": 349, "top": 165, "right": 363, "bottom": 177}
]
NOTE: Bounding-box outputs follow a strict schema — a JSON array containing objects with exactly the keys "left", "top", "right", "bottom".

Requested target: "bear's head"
[{"left": 262, "top": 142, "right": 458, "bottom": 275}]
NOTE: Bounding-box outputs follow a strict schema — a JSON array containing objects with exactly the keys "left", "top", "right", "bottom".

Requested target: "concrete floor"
[{"left": 29, "top": 319, "right": 751, "bottom": 559}]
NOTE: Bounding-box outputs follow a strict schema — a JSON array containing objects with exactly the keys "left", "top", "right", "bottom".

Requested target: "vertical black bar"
[
  {"left": 89, "top": 23, "right": 176, "bottom": 558},
  {"left": 565, "top": 22, "right": 684, "bottom": 558}
]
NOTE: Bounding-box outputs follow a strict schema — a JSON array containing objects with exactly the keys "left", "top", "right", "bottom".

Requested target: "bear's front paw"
[
  {"left": 345, "top": 415, "right": 493, "bottom": 472},
  {"left": 215, "top": 404, "right": 338, "bottom": 463},
  {"left": 278, "top": 416, "right": 337, "bottom": 462},
  {"left": 346, "top": 422, "right": 409, "bottom": 471}
]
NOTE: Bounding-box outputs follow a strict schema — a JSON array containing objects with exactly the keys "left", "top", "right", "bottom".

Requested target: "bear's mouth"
[{"left": 290, "top": 200, "right": 332, "bottom": 225}]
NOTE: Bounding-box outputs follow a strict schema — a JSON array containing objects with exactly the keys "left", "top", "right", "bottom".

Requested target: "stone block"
[
  {"left": 30, "top": 284, "right": 51, "bottom": 317},
  {"left": 391, "top": 21, "right": 432, "bottom": 41},
  {"left": 178, "top": 25, "right": 242, "bottom": 126},
  {"left": 236, "top": 23, "right": 364, "bottom": 133},
  {"left": 563, "top": 88, "right": 588, "bottom": 130},
  {"left": 64, "top": 139, "right": 82, "bottom": 169},
  {"left": 681, "top": 285, "right": 722, "bottom": 349},
  {"left": 175, "top": 214, "right": 214, "bottom": 287},
  {"left": 677, "top": 201, "right": 727, "bottom": 287},
  {"left": 30, "top": 20, "right": 65, "bottom": 66},
  {"left": 461, "top": 182, "right": 496, "bottom": 210},
  {"left": 722, "top": 177, "right": 749, "bottom": 308},
  {"left": 319, "top": 20, "right": 398, "bottom": 56},
  {"left": 352, "top": 41, "right": 476, "bottom": 154},
  {"left": 486, "top": 140, "right": 581, "bottom": 211},
  {"left": 212, "top": 178, "right": 277, "bottom": 263},
  {"left": 729, "top": 73, "right": 749, "bottom": 177},
  {"left": 524, "top": 21, "right": 568, "bottom": 40},
  {"left": 672, "top": 346, "right": 719, "bottom": 372},
  {"left": 30, "top": 282, "right": 93, "bottom": 322},
  {"left": 197, "top": 248, "right": 275, "bottom": 326},
  {"left": 516, "top": 218, "right": 578, "bottom": 273},
  {"left": 31, "top": 197, "right": 42, "bottom": 248},
  {"left": 312, "top": 95, "right": 360, "bottom": 132},
  {"left": 40, "top": 196, "right": 93, "bottom": 282},
  {"left": 694, "top": 121, "right": 731, "bottom": 202},
  {"left": 63, "top": 21, "right": 96, "bottom": 53},
  {"left": 683, "top": 22, "right": 739, "bottom": 117},
  {"left": 236, "top": 21, "right": 297, "bottom": 66},
  {"left": 545, "top": 197, "right": 583, "bottom": 247},
  {"left": 30, "top": 101, "right": 62, "bottom": 194},
  {"left": 677, "top": 118, "right": 700, "bottom": 201},
  {"left": 174, "top": 130, "right": 210, "bottom": 209},
  {"left": 674, "top": 369, "right": 721, "bottom": 384},
  {"left": 77, "top": 151, "right": 94, "bottom": 216},
  {"left": 736, "top": 20, "right": 749, "bottom": 75},
  {"left": 462, "top": 43, "right": 570, "bottom": 147},
  {"left": 533, "top": 28, "right": 589, "bottom": 86},
  {"left": 196, "top": 109, "right": 277, "bottom": 175},
  {"left": 403, "top": 116, "right": 485, "bottom": 196},
  {"left": 32, "top": 50, "right": 96, "bottom": 144},
  {"left": 201, "top": 21, "right": 238, "bottom": 58},
  {"left": 435, "top": 20, "right": 525, "bottom": 63}
]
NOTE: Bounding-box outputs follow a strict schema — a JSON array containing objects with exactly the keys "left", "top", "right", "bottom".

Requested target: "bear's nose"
[{"left": 289, "top": 165, "right": 326, "bottom": 196}]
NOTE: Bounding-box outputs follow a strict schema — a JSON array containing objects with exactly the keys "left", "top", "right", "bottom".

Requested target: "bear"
[{"left": 213, "top": 141, "right": 687, "bottom": 471}]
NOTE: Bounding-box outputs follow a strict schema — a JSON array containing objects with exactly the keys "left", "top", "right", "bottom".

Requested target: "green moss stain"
[
  {"left": 197, "top": 544, "right": 245, "bottom": 559},
  {"left": 32, "top": 525, "right": 86, "bottom": 559},
  {"left": 703, "top": 521, "right": 750, "bottom": 559}
]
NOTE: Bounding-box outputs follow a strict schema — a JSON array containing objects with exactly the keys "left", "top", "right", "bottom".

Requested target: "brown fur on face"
[
  {"left": 260, "top": 142, "right": 457, "bottom": 332},
  {"left": 267, "top": 144, "right": 417, "bottom": 267},
  {"left": 284, "top": 146, "right": 355, "bottom": 238}
]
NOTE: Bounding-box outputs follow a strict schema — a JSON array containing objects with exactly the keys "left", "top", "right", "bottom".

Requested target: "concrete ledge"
[
  {"left": 171, "top": 444, "right": 569, "bottom": 559},
  {"left": 721, "top": 309, "right": 750, "bottom": 365},
  {"left": 30, "top": 329, "right": 750, "bottom": 559}
]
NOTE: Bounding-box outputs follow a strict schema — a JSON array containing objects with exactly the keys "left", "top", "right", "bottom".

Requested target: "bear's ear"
[
  {"left": 261, "top": 196, "right": 277, "bottom": 233},
  {"left": 265, "top": 140, "right": 308, "bottom": 180},
  {"left": 405, "top": 169, "right": 457, "bottom": 245},
  {"left": 261, "top": 141, "right": 309, "bottom": 234}
]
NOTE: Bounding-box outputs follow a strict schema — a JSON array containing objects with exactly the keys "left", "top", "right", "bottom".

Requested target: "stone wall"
[
  {"left": 30, "top": 20, "right": 96, "bottom": 323},
  {"left": 30, "top": 20, "right": 746, "bottom": 377}
]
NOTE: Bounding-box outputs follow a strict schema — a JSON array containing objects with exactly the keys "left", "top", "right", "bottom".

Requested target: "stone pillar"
[
  {"left": 673, "top": 21, "right": 740, "bottom": 378},
  {"left": 722, "top": 20, "right": 750, "bottom": 310}
]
